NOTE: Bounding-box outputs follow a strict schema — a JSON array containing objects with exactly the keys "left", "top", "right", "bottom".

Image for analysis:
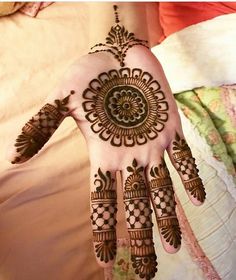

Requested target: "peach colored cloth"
[
  {"left": 20, "top": 2, "right": 53, "bottom": 17},
  {"left": 0, "top": 3, "right": 104, "bottom": 279}
]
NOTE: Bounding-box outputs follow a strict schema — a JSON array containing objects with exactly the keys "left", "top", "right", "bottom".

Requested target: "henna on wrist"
[{"left": 89, "top": 5, "right": 148, "bottom": 67}]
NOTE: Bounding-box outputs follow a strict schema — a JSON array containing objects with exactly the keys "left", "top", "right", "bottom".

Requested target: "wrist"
[{"left": 87, "top": 3, "right": 150, "bottom": 67}]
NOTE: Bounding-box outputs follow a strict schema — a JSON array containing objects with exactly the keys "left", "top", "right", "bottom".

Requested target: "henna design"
[
  {"left": 149, "top": 159, "right": 182, "bottom": 249},
  {"left": 89, "top": 5, "right": 148, "bottom": 67},
  {"left": 82, "top": 68, "right": 168, "bottom": 147},
  {"left": 12, "top": 91, "right": 75, "bottom": 164},
  {"left": 172, "top": 133, "right": 206, "bottom": 202},
  {"left": 91, "top": 168, "right": 117, "bottom": 263},
  {"left": 124, "top": 159, "right": 157, "bottom": 279}
]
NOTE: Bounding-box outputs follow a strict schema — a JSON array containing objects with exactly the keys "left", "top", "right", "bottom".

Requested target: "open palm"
[{"left": 9, "top": 46, "right": 206, "bottom": 279}]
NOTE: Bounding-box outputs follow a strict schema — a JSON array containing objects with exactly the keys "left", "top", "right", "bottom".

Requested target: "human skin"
[{"left": 7, "top": 3, "right": 205, "bottom": 279}]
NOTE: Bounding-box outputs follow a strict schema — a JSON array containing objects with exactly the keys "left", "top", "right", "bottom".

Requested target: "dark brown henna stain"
[
  {"left": 172, "top": 133, "right": 206, "bottom": 203},
  {"left": 149, "top": 159, "right": 182, "bottom": 249},
  {"left": 12, "top": 91, "right": 75, "bottom": 164},
  {"left": 89, "top": 5, "right": 149, "bottom": 67},
  {"left": 91, "top": 168, "right": 117, "bottom": 263},
  {"left": 82, "top": 68, "right": 169, "bottom": 147},
  {"left": 123, "top": 159, "right": 157, "bottom": 280}
]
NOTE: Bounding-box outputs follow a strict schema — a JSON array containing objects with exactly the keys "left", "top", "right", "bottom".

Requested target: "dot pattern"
[{"left": 89, "top": 6, "right": 148, "bottom": 67}]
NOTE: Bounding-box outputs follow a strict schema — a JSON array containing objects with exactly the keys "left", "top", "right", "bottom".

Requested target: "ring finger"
[{"left": 146, "top": 156, "right": 182, "bottom": 254}]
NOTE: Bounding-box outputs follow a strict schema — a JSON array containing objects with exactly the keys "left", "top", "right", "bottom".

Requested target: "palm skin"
[{"left": 9, "top": 46, "right": 206, "bottom": 279}]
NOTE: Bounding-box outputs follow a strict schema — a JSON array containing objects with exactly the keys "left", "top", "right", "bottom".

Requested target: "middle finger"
[{"left": 122, "top": 158, "right": 157, "bottom": 280}]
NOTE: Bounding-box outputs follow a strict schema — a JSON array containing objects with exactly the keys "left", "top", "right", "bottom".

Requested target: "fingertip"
[
  {"left": 185, "top": 177, "right": 206, "bottom": 206},
  {"left": 189, "top": 193, "right": 205, "bottom": 206},
  {"left": 159, "top": 227, "right": 181, "bottom": 254},
  {"left": 158, "top": 222, "right": 182, "bottom": 254},
  {"left": 162, "top": 242, "right": 181, "bottom": 254},
  {"left": 94, "top": 246, "right": 116, "bottom": 269}
]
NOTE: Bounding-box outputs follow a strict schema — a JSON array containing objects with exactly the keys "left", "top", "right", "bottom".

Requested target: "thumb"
[{"left": 8, "top": 90, "right": 75, "bottom": 164}]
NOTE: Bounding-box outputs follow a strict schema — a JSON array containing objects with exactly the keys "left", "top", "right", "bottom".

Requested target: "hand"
[{"left": 8, "top": 46, "right": 206, "bottom": 279}]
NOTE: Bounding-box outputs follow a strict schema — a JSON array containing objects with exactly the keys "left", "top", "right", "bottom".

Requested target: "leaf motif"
[
  {"left": 175, "top": 133, "right": 180, "bottom": 141},
  {"left": 136, "top": 166, "right": 144, "bottom": 173},
  {"left": 150, "top": 167, "right": 155, "bottom": 178},
  {"left": 127, "top": 166, "right": 133, "bottom": 173},
  {"left": 62, "top": 95, "right": 70, "bottom": 105},
  {"left": 98, "top": 168, "right": 107, "bottom": 187},
  {"left": 172, "top": 141, "right": 178, "bottom": 146},
  {"left": 154, "top": 166, "right": 159, "bottom": 177},
  {"left": 132, "top": 159, "right": 138, "bottom": 168}
]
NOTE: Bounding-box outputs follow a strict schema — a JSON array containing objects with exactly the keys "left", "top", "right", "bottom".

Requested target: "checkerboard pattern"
[
  {"left": 124, "top": 198, "right": 153, "bottom": 229},
  {"left": 28, "top": 105, "right": 61, "bottom": 138},
  {"left": 153, "top": 187, "right": 176, "bottom": 216},
  {"left": 176, "top": 157, "right": 199, "bottom": 181},
  {"left": 91, "top": 203, "right": 117, "bottom": 231}
]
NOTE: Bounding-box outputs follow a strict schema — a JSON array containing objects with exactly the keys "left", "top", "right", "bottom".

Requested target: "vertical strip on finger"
[
  {"left": 148, "top": 157, "right": 182, "bottom": 253},
  {"left": 90, "top": 167, "right": 117, "bottom": 268},
  {"left": 169, "top": 132, "right": 206, "bottom": 205},
  {"left": 123, "top": 159, "right": 157, "bottom": 280}
]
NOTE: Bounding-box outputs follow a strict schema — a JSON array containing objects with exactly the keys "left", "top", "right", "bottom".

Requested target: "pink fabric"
[
  {"left": 175, "top": 195, "right": 221, "bottom": 280},
  {"left": 20, "top": 2, "right": 53, "bottom": 17},
  {"left": 221, "top": 85, "right": 236, "bottom": 127}
]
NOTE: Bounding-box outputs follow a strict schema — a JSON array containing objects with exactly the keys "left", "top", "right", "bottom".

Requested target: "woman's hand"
[{"left": 8, "top": 45, "right": 206, "bottom": 279}]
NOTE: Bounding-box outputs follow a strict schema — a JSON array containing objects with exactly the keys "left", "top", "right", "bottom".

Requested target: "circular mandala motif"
[
  {"left": 105, "top": 86, "right": 148, "bottom": 127},
  {"left": 82, "top": 68, "right": 169, "bottom": 146}
]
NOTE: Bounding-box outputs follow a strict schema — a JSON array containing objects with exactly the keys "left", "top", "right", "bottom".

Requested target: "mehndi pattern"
[
  {"left": 82, "top": 68, "right": 168, "bottom": 147},
  {"left": 12, "top": 91, "right": 75, "bottom": 164},
  {"left": 149, "top": 159, "right": 182, "bottom": 249},
  {"left": 172, "top": 133, "right": 206, "bottom": 203},
  {"left": 89, "top": 5, "right": 148, "bottom": 67},
  {"left": 91, "top": 168, "right": 117, "bottom": 263},
  {"left": 124, "top": 159, "right": 157, "bottom": 279}
]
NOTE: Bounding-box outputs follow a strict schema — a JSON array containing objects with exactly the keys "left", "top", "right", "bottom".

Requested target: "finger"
[
  {"left": 10, "top": 90, "right": 75, "bottom": 164},
  {"left": 122, "top": 158, "right": 157, "bottom": 280},
  {"left": 90, "top": 166, "right": 117, "bottom": 268},
  {"left": 167, "top": 132, "right": 206, "bottom": 205},
  {"left": 147, "top": 157, "right": 181, "bottom": 254}
]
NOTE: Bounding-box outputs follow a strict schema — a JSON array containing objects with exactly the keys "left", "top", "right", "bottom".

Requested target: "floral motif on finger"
[
  {"left": 82, "top": 68, "right": 168, "bottom": 147},
  {"left": 12, "top": 90, "right": 75, "bottom": 164},
  {"left": 172, "top": 133, "right": 206, "bottom": 203},
  {"left": 123, "top": 159, "right": 157, "bottom": 280},
  {"left": 91, "top": 168, "right": 117, "bottom": 263},
  {"left": 149, "top": 159, "right": 182, "bottom": 249}
]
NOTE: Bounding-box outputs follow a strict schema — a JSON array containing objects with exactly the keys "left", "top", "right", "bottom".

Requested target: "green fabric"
[
  {"left": 112, "top": 241, "right": 136, "bottom": 280},
  {"left": 175, "top": 87, "right": 236, "bottom": 176},
  {"left": 111, "top": 86, "right": 236, "bottom": 280}
]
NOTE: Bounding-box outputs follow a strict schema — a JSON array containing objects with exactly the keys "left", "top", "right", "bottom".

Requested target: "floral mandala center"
[
  {"left": 82, "top": 68, "right": 169, "bottom": 147},
  {"left": 106, "top": 86, "right": 148, "bottom": 127}
]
